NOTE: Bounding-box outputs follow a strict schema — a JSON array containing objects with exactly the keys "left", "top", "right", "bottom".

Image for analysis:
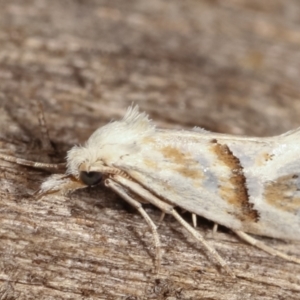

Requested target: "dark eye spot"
[{"left": 80, "top": 171, "right": 102, "bottom": 186}]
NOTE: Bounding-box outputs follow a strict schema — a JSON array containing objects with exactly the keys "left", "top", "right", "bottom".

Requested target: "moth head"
[
  {"left": 66, "top": 105, "right": 155, "bottom": 186},
  {"left": 37, "top": 106, "right": 155, "bottom": 197}
]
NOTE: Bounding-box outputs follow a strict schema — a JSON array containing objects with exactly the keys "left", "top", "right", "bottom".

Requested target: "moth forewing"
[{"left": 114, "top": 128, "right": 300, "bottom": 241}]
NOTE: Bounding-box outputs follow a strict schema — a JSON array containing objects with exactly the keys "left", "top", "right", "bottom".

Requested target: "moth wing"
[
  {"left": 252, "top": 131, "right": 300, "bottom": 240},
  {"left": 113, "top": 128, "right": 300, "bottom": 240},
  {"left": 113, "top": 130, "right": 271, "bottom": 232}
]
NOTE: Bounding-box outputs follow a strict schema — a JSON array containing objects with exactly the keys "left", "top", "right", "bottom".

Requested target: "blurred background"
[{"left": 1, "top": 0, "right": 300, "bottom": 150}]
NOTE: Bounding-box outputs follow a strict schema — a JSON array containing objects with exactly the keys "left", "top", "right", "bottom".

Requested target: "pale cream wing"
[{"left": 113, "top": 130, "right": 272, "bottom": 233}]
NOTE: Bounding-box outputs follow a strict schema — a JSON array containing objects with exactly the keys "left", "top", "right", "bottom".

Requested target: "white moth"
[{"left": 1, "top": 105, "right": 300, "bottom": 276}]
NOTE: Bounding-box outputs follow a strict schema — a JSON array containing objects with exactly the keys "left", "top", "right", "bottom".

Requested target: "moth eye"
[{"left": 79, "top": 171, "right": 102, "bottom": 186}]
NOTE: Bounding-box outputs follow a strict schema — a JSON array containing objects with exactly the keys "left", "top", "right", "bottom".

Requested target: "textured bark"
[{"left": 1, "top": 0, "right": 300, "bottom": 299}]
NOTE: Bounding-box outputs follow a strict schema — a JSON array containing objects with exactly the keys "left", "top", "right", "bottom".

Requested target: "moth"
[{"left": 1, "top": 105, "right": 300, "bottom": 276}]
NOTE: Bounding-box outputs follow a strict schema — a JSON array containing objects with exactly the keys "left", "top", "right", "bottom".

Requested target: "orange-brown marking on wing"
[
  {"left": 143, "top": 158, "right": 158, "bottom": 169},
  {"left": 211, "top": 141, "right": 259, "bottom": 222},
  {"left": 174, "top": 166, "right": 203, "bottom": 180},
  {"left": 142, "top": 136, "right": 156, "bottom": 144},
  {"left": 264, "top": 174, "right": 300, "bottom": 213},
  {"left": 160, "top": 146, "right": 203, "bottom": 181},
  {"left": 161, "top": 146, "right": 186, "bottom": 164}
]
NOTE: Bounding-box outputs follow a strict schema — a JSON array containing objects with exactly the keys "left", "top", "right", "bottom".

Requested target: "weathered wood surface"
[{"left": 1, "top": 0, "right": 300, "bottom": 299}]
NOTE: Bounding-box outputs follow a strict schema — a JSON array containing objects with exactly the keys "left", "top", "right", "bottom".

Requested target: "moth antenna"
[{"left": 0, "top": 153, "right": 65, "bottom": 170}]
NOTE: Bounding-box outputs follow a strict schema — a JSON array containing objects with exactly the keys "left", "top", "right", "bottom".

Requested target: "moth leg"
[
  {"left": 177, "top": 210, "right": 197, "bottom": 227},
  {"left": 0, "top": 153, "right": 65, "bottom": 170},
  {"left": 158, "top": 212, "right": 165, "bottom": 223},
  {"left": 105, "top": 178, "right": 161, "bottom": 273},
  {"left": 212, "top": 223, "right": 219, "bottom": 238},
  {"left": 233, "top": 230, "right": 300, "bottom": 265},
  {"left": 192, "top": 213, "right": 197, "bottom": 228},
  {"left": 111, "top": 175, "right": 235, "bottom": 277},
  {"left": 213, "top": 224, "right": 218, "bottom": 233},
  {"left": 170, "top": 209, "right": 234, "bottom": 277}
]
